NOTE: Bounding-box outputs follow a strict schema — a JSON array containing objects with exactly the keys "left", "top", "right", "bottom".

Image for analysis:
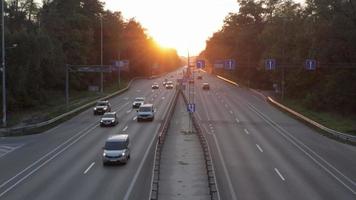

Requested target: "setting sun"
[{"left": 103, "top": 0, "right": 239, "bottom": 56}]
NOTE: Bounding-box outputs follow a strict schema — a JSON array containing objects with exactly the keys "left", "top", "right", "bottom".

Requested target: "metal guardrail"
[
  {"left": 216, "top": 74, "right": 356, "bottom": 145},
  {"left": 267, "top": 97, "right": 356, "bottom": 144},
  {"left": 149, "top": 88, "right": 179, "bottom": 200},
  {"left": 180, "top": 89, "right": 220, "bottom": 200},
  {"left": 0, "top": 76, "right": 156, "bottom": 136}
]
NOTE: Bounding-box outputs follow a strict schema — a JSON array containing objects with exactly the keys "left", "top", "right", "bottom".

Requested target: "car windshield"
[
  {"left": 104, "top": 141, "right": 126, "bottom": 150},
  {"left": 139, "top": 106, "right": 152, "bottom": 112},
  {"left": 102, "top": 113, "right": 115, "bottom": 118},
  {"left": 97, "top": 102, "right": 107, "bottom": 106}
]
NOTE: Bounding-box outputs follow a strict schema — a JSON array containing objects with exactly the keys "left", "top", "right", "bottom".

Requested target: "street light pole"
[
  {"left": 100, "top": 14, "right": 103, "bottom": 93},
  {"left": 2, "top": 0, "right": 7, "bottom": 127}
]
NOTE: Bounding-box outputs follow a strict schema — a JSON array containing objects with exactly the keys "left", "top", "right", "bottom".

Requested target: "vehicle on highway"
[
  {"left": 132, "top": 97, "right": 145, "bottom": 108},
  {"left": 152, "top": 82, "right": 159, "bottom": 89},
  {"left": 137, "top": 104, "right": 155, "bottom": 122},
  {"left": 197, "top": 75, "right": 202, "bottom": 80},
  {"left": 165, "top": 81, "right": 174, "bottom": 89},
  {"left": 163, "top": 78, "right": 168, "bottom": 86},
  {"left": 102, "top": 134, "right": 130, "bottom": 165},
  {"left": 202, "top": 83, "right": 210, "bottom": 90},
  {"left": 100, "top": 112, "right": 119, "bottom": 127},
  {"left": 93, "top": 100, "right": 111, "bottom": 115}
]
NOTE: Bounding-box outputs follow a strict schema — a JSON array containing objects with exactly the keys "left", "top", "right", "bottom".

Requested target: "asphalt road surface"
[
  {"left": 190, "top": 71, "right": 356, "bottom": 200},
  {"left": 0, "top": 72, "right": 179, "bottom": 200}
]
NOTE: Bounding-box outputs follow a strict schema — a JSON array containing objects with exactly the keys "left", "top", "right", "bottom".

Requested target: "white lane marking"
[
  {"left": 274, "top": 168, "right": 285, "bottom": 181},
  {"left": 0, "top": 124, "right": 98, "bottom": 197},
  {"left": 248, "top": 103, "right": 356, "bottom": 194},
  {"left": 133, "top": 116, "right": 137, "bottom": 121},
  {"left": 224, "top": 104, "right": 228, "bottom": 108},
  {"left": 126, "top": 109, "right": 131, "bottom": 114},
  {"left": 256, "top": 144, "right": 264, "bottom": 153},
  {"left": 244, "top": 129, "right": 249, "bottom": 135},
  {"left": 84, "top": 162, "right": 95, "bottom": 174},
  {"left": 136, "top": 90, "right": 141, "bottom": 92},
  {"left": 161, "top": 96, "right": 165, "bottom": 100},
  {"left": 122, "top": 126, "right": 128, "bottom": 132},
  {"left": 123, "top": 125, "right": 161, "bottom": 200},
  {"left": 151, "top": 98, "right": 154, "bottom": 102},
  {"left": 235, "top": 118, "right": 240, "bottom": 123},
  {"left": 211, "top": 134, "right": 238, "bottom": 200},
  {"left": 229, "top": 110, "right": 233, "bottom": 115},
  {"left": 209, "top": 124, "right": 213, "bottom": 127},
  {"left": 124, "top": 97, "right": 129, "bottom": 100}
]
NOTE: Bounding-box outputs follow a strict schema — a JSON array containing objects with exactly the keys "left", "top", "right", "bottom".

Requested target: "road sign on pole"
[
  {"left": 224, "top": 59, "right": 236, "bottom": 70},
  {"left": 196, "top": 60, "right": 205, "bottom": 68},
  {"left": 214, "top": 60, "right": 225, "bottom": 69},
  {"left": 187, "top": 103, "right": 195, "bottom": 113},
  {"left": 305, "top": 59, "right": 317, "bottom": 70},
  {"left": 265, "top": 59, "right": 276, "bottom": 70}
]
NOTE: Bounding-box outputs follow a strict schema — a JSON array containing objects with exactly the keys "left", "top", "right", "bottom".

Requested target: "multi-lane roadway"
[
  {"left": 191, "top": 71, "right": 356, "bottom": 200},
  {"left": 1, "top": 68, "right": 356, "bottom": 200},
  {"left": 0, "top": 72, "right": 178, "bottom": 200}
]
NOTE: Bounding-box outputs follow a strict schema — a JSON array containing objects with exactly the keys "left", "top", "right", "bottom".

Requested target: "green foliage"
[
  {"left": 202, "top": 0, "right": 356, "bottom": 115},
  {"left": 1, "top": 0, "right": 182, "bottom": 115}
]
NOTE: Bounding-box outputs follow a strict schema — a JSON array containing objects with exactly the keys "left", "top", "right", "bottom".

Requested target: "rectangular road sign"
[
  {"left": 224, "top": 59, "right": 236, "bottom": 70},
  {"left": 187, "top": 103, "right": 195, "bottom": 113},
  {"left": 77, "top": 66, "right": 112, "bottom": 73},
  {"left": 265, "top": 59, "right": 276, "bottom": 70},
  {"left": 305, "top": 59, "right": 317, "bottom": 70},
  {"left": 196, "top": 60, "right": 205, "bottom": 68}
]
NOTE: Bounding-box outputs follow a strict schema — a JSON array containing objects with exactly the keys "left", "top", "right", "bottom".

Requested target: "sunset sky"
[{"left": 103, "top": 0, "right": 304, "bottom": 56}]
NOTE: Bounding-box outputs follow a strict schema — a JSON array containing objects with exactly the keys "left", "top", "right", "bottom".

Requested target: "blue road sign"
[
  {"left": 265, "top": 59, "right": 276, "bottom": 70},
  {"left": 214, "top": 60, "right": 225, "bottom": 69},
  {"left": 224, "top": 59, "right": 236, "bottom": 70},
  {"left": 112, "top": 60, "right": 130, "bottom": 71},
  {"left": 305, "top": 59, "right": 317, "bottom": 70},
  {"left": 187, "top": 103, "right": 195, "bottom": 113},
  {"left": 196, "top": 60, "right": 205, "bottom": 68}
]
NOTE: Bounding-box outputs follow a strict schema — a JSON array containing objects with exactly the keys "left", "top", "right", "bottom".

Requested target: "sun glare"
[{"left": 103, "top": 0, "right": 239, "bottom": 56}]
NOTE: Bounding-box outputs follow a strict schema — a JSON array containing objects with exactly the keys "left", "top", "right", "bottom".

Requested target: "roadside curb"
[{"left": 0, "top": 75, "right": 163, "bottom": 136}]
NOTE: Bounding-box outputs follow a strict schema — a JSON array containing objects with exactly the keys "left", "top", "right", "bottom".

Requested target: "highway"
[
  {"left": 0, "top": 72, "right": 178, "bottom": 200},
  {"left": 190, "top": 71, "right": 356, "bottom": 200}
]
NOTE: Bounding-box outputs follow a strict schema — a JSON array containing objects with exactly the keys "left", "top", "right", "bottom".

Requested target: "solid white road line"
[
  {"left": 84, "top": 162, "right": 95, "bottom": 174},
  {"left": 161, "top": 96, "right": 165, "bottom": 100},
  {"left": 0, "top": 124, "right": 98, "bottom": 197},
  {"left": 122, "top": 126, "right": 128, "bottom": 132},
  {"left": 256, "top": 144, "right": 264, "bottom": 153},
  {"left": 123, "top": 125, "right": 161, "bottom": 200},
  {"left": 244, "top": 129, "right": 249, "bottom": 135},
  {"left": 126, "top": 109, "right": 131, "bottom": 114},
  {"left": 133, "top": 116, "right": 137, "bottom": 121},
  {"left": 274, "top": 168, "right": 286, "bottom": 181},
  {"left": 229, "top": 110, "right": 233, "bottom": 115}
]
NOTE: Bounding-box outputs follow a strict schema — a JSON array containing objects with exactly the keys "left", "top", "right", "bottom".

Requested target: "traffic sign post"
[
  {"left": 196, "top": 60, "right": 205, "bottom": 69},
  {"left": 305, "top": 59, "right": 317, "bottom": 70},
  {"left": 265, "top": 59, "right": 276, "bottom": 70}
]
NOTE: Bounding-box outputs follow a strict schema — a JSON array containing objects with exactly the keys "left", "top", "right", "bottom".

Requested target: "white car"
[
  {"left": 137, "top": 104, "right": 155, "bottom": 122},
  {"left": 132, "top": 97, "right": 145, "bottom": 108},
  {"left": 152, "top": 83, "right": 159, "bottom": 89}
]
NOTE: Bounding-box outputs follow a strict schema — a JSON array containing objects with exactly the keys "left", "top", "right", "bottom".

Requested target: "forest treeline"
[
  {"left": 2, "top": 0, "right": 182, "bottom": 111},
  {"left": 201, "top": 0, "right": 356, "bottom": 115}
]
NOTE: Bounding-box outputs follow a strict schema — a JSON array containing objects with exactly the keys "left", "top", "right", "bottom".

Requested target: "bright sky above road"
[
  {"left": 104, "top": 0, "right": 239, "bottom": 56},
  {"left": 104, "top": 0, "right": 305, "bottom": 56}
]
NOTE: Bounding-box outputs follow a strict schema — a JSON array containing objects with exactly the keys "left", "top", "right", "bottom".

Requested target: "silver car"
[
  {"left": 137, "top": 104, "right": 155, "bottom": 122},
  {"left": 102, "top": 135, "right": 130, "bottom": 165}
]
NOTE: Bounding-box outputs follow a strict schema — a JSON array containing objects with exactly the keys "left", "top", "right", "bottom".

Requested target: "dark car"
[
  {"left": 100, "top": 112, "right": 119, "bottom": 127},
  {"left": 152, "top": 83, "right": 159, "bottom": 89},
  {"left": 93, "top": 100, "right": 111, "bottom": 115},
  {"left": 202, "top": 83, "right": 210, "bottom": 90},
  {"left": 197, "top": 75, "right": 202, "bottom": 80}
]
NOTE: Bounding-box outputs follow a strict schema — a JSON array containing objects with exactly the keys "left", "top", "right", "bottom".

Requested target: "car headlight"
[
  {"left": 122, "top": 152, "right": 125, "bottom": 156},
  {"left": 103, "top": 107, "right": 107, "bottom": 110},
  {"left": 94, "top": 107, "right": 97, "bottom": 110},
  {"left": 100, "top": 120, "right": 103, "bottom": 123},
  {"left": 103, "top": 152, "right": 106, "bottom": 156},
  {"left": 111, "top": 120, "right": 115, "bottom": 123}
]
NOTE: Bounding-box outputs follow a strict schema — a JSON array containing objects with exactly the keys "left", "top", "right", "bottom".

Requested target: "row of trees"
[
  {"left": 2, "top": 0, "right": 182, "bottom": 111},
  {"left": 201, "top": 0, "right": 356, "bottom": 115}
]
